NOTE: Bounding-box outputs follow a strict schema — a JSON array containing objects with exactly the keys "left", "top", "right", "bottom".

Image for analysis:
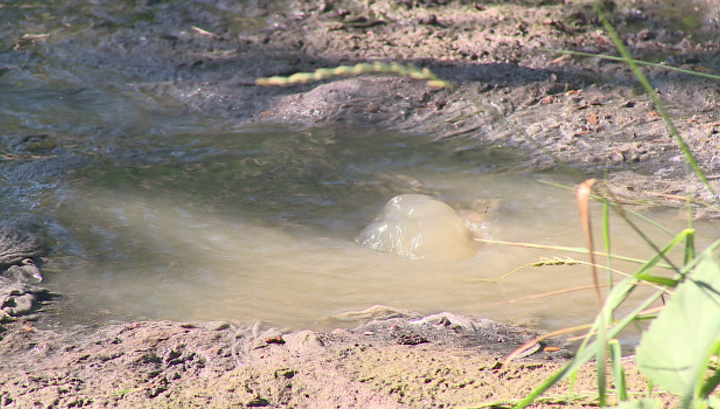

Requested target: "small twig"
[
  {"left": 503, "top": 323, "right": 594, "bottom": 367},
  {"left": 434, "top": 124, "right": 483, "bottom": 141},
  {"left": 191, "top": 26, "right": 214, "bottom": 36},
  {"left": 565, "top": 305, "right": 666, "bottom": 342}
]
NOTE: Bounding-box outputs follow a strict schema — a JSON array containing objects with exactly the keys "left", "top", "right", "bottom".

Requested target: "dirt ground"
[
  {"left": 0, "top": 314, "right": 674, "bottom": 408},
  {"left": 1, "top": 0, "right": 719, "bottom": 407}
]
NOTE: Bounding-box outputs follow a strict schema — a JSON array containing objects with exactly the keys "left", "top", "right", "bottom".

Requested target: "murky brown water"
[
  {"left": 1, "top": 10, "right": 716, "bottom": 332},
  {"left": 42, "top": 127, "right": 719, "bottom": 332}
]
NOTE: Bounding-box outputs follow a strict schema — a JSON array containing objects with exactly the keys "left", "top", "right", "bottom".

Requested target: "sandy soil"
[
  {"left": 0, "top": 314, "right": 674, "bottom": 408},
  {"left": 1, "top": 0, "right": 719, "bottom": 407}
]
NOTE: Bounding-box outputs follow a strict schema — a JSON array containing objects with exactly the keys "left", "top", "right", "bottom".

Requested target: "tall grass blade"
[
  {"left": 551, "top": 50, "right": 720, "bottom": 82},
  {"left": 610, "top": 339, "right": 628, "bottom": 402},
  {"left": 538, "top": 180, "right": 677, "bottom": 238},
  {"left": 632, "top": 229, "right": 694, "bottom": 288},
  {"left": 514, "top": 283, "right": 667, "bottom": 409},
  {"left": 474, "top": 238, "right": 673, "bottom": 267},
  {"left": 515, "top": 233, "right": 714, "bottom": 408},
  {"left": 698, "top": 343, "right": 720, "bottom": 399},
  {"left": 593, "top": 5, "right": 718, "bottom": 205},
  {"left": 684, "top": 231, "right": 695, "bottom": 266},
  {"left": 603, "top": 199, "right": 613, "bottom": 293}
]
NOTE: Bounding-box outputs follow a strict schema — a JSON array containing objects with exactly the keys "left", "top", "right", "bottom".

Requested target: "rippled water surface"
[
  {"left": 2, "top": 52, "right": 717, "bottom": 334},
  {"left": 43, "top": 125, "right": 718, "bottom": 332}
]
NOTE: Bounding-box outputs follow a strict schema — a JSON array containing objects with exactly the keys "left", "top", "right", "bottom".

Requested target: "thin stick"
[
  {"left": 473, "top": 238, "right": 672, "bottom": 268},
  {"left": 502, "top": 323, "right": 594, "bottom": 367}
]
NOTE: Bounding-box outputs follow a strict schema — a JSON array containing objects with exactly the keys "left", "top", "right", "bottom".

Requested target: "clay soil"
[{"left": 1, "top": 0, "right": 719, "bottom": 407}]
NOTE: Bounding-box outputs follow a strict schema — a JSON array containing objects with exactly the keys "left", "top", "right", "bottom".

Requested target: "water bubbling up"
[{"left": 356, "top": 194, "right": 479, "bottom": 259}]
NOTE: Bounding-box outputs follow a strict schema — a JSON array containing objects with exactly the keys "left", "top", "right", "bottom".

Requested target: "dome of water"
[{"left": 356, "top": 194, "right": 478, "bottom": 259}]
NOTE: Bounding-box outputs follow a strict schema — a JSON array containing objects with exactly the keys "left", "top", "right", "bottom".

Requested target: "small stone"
[
  {"left": 247, "top": 395, "right": 271, "bottom": 407},
  {"left": 364, "top": 102, "right": 379, "bottom": 113},
  {"left": 418, "top": 14, "right": 438, "bottom": 25}
]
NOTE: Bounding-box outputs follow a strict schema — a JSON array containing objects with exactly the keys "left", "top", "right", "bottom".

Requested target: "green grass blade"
[
  {"left": 603, "top": 199, "right": 614, "bottom": 293},
  {"left": 632, "top": 275, "right": 677, "bottom": 287},
  {"left": 610, "top": 339, "right": 628, "bottom": 402},
  {"left": 631, "top": 228, "right": 693, "bottom": 278},
  {"left": 698, "top": 340, "right": 720, "bottom": 399},
  {"left": 684, "top": 230, "right": 696, "bottom": 266},
  {"left": 514, "top": 283, "right": 666, "bottom": 409},
  {"left": 606, "top": 229, "right": 693, "bottom": 309},
  {"left": 608, "top": 210, "right": 682, "bottom": 276},
  {"left": 517, "top": 234, "right": 712, "bottom": 407},
  {"left": 551, "top": 49, "right": 720, "bottom": 82},
  {"left": 593, "top": 5, "right": 718, "bottom": 205},
  {"left": 676, "top": 238, "right": 720, "bottom": 277},
  {"left": 597, "top": 321, "right": 608, "bottom": 407},
  {"left": 538, "top": 180, "right": 677, "bottom": 237},
  {"left": 474, "top": 238, "right": 673, "bottom": 268}
]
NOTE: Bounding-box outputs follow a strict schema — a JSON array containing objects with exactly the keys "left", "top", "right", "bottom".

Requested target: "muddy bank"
[
  {"left": 2, "top": 0, "right": 718, "bottom": 215},
  {"left": 0, "top": 312, "right": 665, "bottom": 408},
  {"left": 1, "top": 0, "right": 719, "bottom": 407}
]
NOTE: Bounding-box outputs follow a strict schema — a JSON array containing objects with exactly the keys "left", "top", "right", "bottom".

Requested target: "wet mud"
[
  {"left": 0, "top": 313, "right": 573, "bottom": 408},
  {"left": 0, "top": 0, "right": 718, "bottom": 407}
]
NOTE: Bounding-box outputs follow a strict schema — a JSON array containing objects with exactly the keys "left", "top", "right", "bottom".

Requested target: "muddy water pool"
[
  {"left": 2, "top": 71, "right": 717, "bottom": 334},
  {"left": 42, "top": 126, "right": 719, "bottom": 333}
]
